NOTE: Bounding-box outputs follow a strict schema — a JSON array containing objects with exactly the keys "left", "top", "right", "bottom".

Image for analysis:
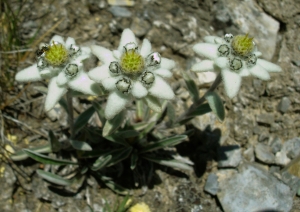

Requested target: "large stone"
[
  {"left": 204, "top": 173, "right": 219, "bottom": 195},
  {"left": 218, "top": 145, "right": 242, "bottom": 168},
  {"left": 277, "top": 97, "right": 291, "bottom": 113},
  {"left": 255, "top": 143, "right": 275, "bottom": 164},
  {"left": 256, "top": 113, "right": 275, "bottom": 125},
  {"left": 217, "top": 162, "right": 293, "bottom": 212}
]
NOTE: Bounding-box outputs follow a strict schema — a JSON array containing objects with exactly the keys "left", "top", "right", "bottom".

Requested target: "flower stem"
[
  {"left": 66, "top": 90, "right": 75, "bottom": 139},
  {"left": 176, "top": 73, "right": 222, "bottom": 124}
]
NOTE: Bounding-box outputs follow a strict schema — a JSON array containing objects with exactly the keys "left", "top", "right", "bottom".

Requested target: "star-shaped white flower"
[
  {"left": 88, "top": 28, "right": 175, "bottom": 120},
  {"left": 15, "top": 35, "right": 101, "bottom": 111},
  {"left": 191, "top": 34, "right": 282, "bottom": 98}
]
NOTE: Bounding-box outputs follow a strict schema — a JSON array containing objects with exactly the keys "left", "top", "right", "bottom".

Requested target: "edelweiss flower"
[
  {"left": 15, "top": 35, "right": 101, "bottom": 111},
  {"left": 88, "top": 29, "right": 175, "bottom": 120},
  {"left": 191, "top": 34, "right": 282, "bottom": 98}
]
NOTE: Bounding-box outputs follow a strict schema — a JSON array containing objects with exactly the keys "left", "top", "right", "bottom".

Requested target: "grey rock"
[
  {"left": 218, "top": 145, "right": 242, "bottom": 168},
  {"left": 204, "top": 173, "right": 219, "bottom": 195},
  {"left": 217, "top": 162, "right": 293, "bottom": 212},
  {"left": 0, "top": 165, "right": 16, "bottom": 200},
  {"left": 258, "top": 132, "right": 269, "bottom": 143},
  {"left": 256, "top": 113, "right": 275, "bottom": 125},
  {"left": 130, "top": 17, "right": 151, "bottom": 37},
  {"left": 243, "top": 147, "right": 255, "bottom": 162},
  {"left": 255, "top": 143, "right": 275, "bottom": 164},
  {"left": 270, "top": 137, "right": 282, "bottom": 154},
  {"left": 277, "top": 97, "right": 291, "bottom": 113},
  {"left": 108, "top": 6, "right": 131, "bottom": 17},
  {"left": 281, "top": 169, "right": 300, "bottom": 197},
  {"left": 283, "top": 137, "right": 300, "bottom": 159}
]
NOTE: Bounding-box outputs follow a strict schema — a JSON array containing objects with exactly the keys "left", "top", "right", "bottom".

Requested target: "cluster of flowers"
[{"left": 16, "top": 29, "right": 282, "bottom": 119}]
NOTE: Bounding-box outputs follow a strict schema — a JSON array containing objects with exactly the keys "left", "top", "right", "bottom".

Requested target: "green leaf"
[
  {"left": 77, "top": 149, "right": 108, "bottom": 158},
  {"left": 73, "top": 106, "right": 95, "bottom": 133},
  {"left": 48, "top": 130, "right": 61, "bottom": 152},
  {"left": 144, "top": 95, "right": 162, "bottom": 113},
  {"left": 138, "top": 121, "right": 156, "bottom": 140},
  {"left": 70, "top": 140, "right": 92, "bottom": 151},
  {"left": 23, "top": 149, "right": 78, "bottom": 165},
  {"left": 140, "top": 135, "right": 187, "bottom": 154},
  {"left": 107, "top": 147, "right": 132, "bottom": 167},
  {"left": 92, "top": 101, "right": 106, "bottom": 125},
  {"left": 178, "top": 103, "right": 212, "bottom": 125},
  {"left": 167, "top": 102, "right": 176, "bottom": 126},
  {"left": 130, "top": 152, "right": 138, "bottom": 170},
  {"left": 95, "top": 173, "right": 129, "bottom": 195},
  {"left": 36, "top": 169, "right": 73, "bottom": 186},
  {"left": 132, "top": 122, "right": 153, "bottom": 131},
  {"left": 182, "top": 71, "right": 199, "bottom": 102},
  {"left": 205, "top": 91, "right": 225, "bottom": 121},
  {"left": 91, "top": 155, "right": 112, "bottom": 171},
  {"left": 104, "top": 135, "right": 130, "bottom": 147},
  {"left": 143, "top": 155, "right": 193, "bottom": 171},
  {"left": 102, "top": 111, "right": 125, "bottom": 137},
  {"left": 11, "top": 145, "right": 51, "bottom": 161},
  {"left": 114, "top": 130, "right": 139, "bottom": 138}
]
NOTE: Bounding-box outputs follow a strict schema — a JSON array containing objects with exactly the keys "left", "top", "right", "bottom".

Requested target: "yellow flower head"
[
  {"left": 231, "top": 34, "right": 254, "bottom": 56},
  {"left": 120, "top": 49, "right": 145, "bottom": 75},
  {"left": 129, "top": 202, "right": 151, "bottom": 212},
  {"left": 45, "top": 42, "right": 69, "bottom": 66}
]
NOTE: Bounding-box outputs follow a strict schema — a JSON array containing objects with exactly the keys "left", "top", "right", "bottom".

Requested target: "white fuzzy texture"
[
  {"left": 105, "top": 91, "right": 129, "bottom": 120},
  {"left": 118, "top": 29, "right": 137, "bottom": 53},
  {"left": 140, "top": 39, "right": 152, "bottom": 57},
  {"left": 193, "top": 43, "right": 219, "bottom": 60},
  {"left": 89, "top": 28, "right": 175, "bottom": 119},
  {"left": 88, "top": 65, "right": 111, "bottom": 83},
  {"left": 221, "top": 69, "right": 242, "bottom": 98},
  {"left": 204, "top": 36, "right": 219, "bottom": 44},
  {"left": 257, "top": 59, "right": 282, "bottom": 72},
  {"left": 15, "top": 35, "right": 95, "bottom": 111},
  {"left": 161, "top": 58, "right": 175, "bottom": 69},
  {"left": 149, "top": 76, "right": 174, "bottom": 100},
  {"left": 192, "top": 60, "right": 215, "bottom": 72},
  {"left": 132, "top": 81, "right": 148, "bottom": 98},
  {"left": 15, "top": 64, "right": 42, "bottom": 82},
  {"left": 248, "top": 64, "right": 270, "bottom": 80},
  {"left": 45, "top": 78, "right": 67, "bottom": 111},
  {"left": 214, "top": 57, "right": 228, "bottom": 69},
  {"left": 153, "top": 68, "right": 173, "bottom": 78},
  {"left": 91, "top": 45, "right": 114, "bottom": 64}
]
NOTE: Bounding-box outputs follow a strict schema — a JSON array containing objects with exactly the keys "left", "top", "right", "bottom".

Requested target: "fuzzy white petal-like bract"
[
  {"left": 15, "top": 64, "right": 42, "bottom": 82},
  {"left": 140, "top": 39, "right": 152, "bottom": 58},
  {"left": 40, "top": 68, "right": 55, "bottom": 79},
  {"left": 239, "top": 67, "right": 250, "bottom": 77},
  {"left": 66, "top": 37, "right": 75, "bottom": 49},
  {"left": 257, "top": 59, "right": 282, "bottom": 73},
  {"left": 204, "top": 36, "right": 223, "bottom": 44},
  {"left": 56, "top": 71, "right": 68, "bottom": 86},
  {"left": 68, "top": 71, "right": 101, "bottom": 95},
  {"left": 88, "top": 65, "right": 111, "bottom": 83},
  {"left": 153, "top": 68, "right": 172, "bottom": 78},
  {"left": 148, "top": 76, "right": 174, "bottom": 100},
  {"left": 112, "top": 50, "right": 121, "bottom": 60},
  {"left": 191, "top": 60, "right": 215, "bottom": 72},
  {"left": 118, "top": 29, "right": 137, "bottom": 53},
  {"left": 161, "top": 58, "right": 175, "bottom": 70},
  {"left": 101, "top": 77, "right": 120, "bottom": 91},
  {"left": 131, "top": 81, "right": 148, "bottom": 98},
  {"left": 50, "top": 35, "right": 65, "bottom": 45},
  {"left": 214, "top": 57, "right": 228, "bottom": 69},
  {"left": 221, "top": 69, "right": 242, "bottom": 98},
  {"left": 248, "top": 64, "right": 270, "bottom": 80},
  {"left": 105, "top": 91, "right": 129, "bottom": 120},
  {"left": 91, "top": 45, "right": 115, "bottom": 64},
  {"left": 45, "top": 77, "right": 67, "bottom": 111},
  {"left": 193, "top": 43, "right": 219, "bottom": 60}
]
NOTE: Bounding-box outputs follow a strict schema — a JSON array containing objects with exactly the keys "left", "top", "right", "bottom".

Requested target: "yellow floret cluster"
[
  {"left": 120, "top": 50, "right": 145, "bottom": 75},
  {"left": 231, "top": 34, "right": 254, "bottom": 56},
  {"left": 45, "top": 43, "right": 69, "bottom": 66},
  {"left": 129, "top": 202, "right": 151, "bottom": 212}
]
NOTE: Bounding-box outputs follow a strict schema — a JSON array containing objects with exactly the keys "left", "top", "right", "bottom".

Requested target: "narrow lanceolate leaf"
[
  {"left": 138, "top": 121, "right": 156, "bottom": 140},
  {"left": 91, "top": 155, "right": 112, "bottom": 171},
  {"left": 178, "top": 103, "right": 212, "bottom": 125},
  {"left": 102, "top": 111, "right": 125, "bottom": 137},
  {"left": 11, "top": 145, "right": 51, "bottom": 161},
  {"left": 167, "top": 102, "right": 176, "bottom": 126},
  {"left": 144, "top": 96, "right": 162, "bottom": 113},
  {"left": 130, "top": 152, "right": 138, "bottom": 170},
  {"left": 106, "top": 147, "right": 133, "bottom": 167},
  {"left": 49, "top": 130, "right": 61, "bottom": 152},
  {"left": 74, "top": 106, "right": 95, "bottom": 132},
  {"left": 143, "top": 155, "right": 193, "bottom": 171},
  {"left": 36, "top": 169, "right": 73, "bottom": 186},
  {"left": 205, "top": 91, "right": 225, "bottom": 121},
  {"left": 140, "top": 135, "right": 187, "bottom": 154},
  {"left": 23, "top": 149, "right": 78, "bottom": 165},
  {"left": 182, "top": 71, "right": 199, "bottom": 102},
  {"left": 92, "top": 101, "right": 106, "bottom": 125},
  {"left": 70, "top": 140, "right": 92, "bottom": 151},
  {"left": 95, "top": 174, "right": 129, "bottom": 195}
]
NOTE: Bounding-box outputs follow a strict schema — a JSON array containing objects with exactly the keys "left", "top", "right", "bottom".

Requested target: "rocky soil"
[{"left": 1, "top": 0, "right": 300, "bottom": 211}]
